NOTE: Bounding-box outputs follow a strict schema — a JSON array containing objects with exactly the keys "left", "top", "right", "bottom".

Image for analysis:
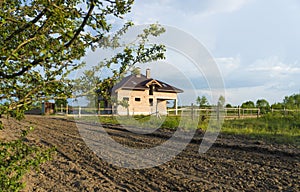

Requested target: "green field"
[
  {"left": 222, "top": 113, "right": 300, "bottom": 145},
  {"left": 76, "top": 112, "right": 300, "bottom": 145}
]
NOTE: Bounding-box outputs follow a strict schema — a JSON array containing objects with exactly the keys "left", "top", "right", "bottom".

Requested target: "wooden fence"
[{"left": 52, "top": 105, "right": 300, "bottom": 119}]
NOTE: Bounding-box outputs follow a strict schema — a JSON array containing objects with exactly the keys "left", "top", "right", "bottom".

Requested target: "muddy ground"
[{"left": 1, "top": 115, "right": 299, "bottom": 191}]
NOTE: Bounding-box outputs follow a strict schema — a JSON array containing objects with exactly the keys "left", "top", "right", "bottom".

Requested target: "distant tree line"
[{"left": 196, "top": 93, "right": 300, "bottom": 114}]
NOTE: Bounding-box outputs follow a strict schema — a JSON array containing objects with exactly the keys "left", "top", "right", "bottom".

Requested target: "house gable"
[{"left": 145, "top": 79, "right": 162, "bottom": 88}]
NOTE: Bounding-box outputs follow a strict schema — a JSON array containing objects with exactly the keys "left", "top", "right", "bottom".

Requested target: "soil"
[{"left": 1, "top": 115, "right": 299, "bottom": 192}]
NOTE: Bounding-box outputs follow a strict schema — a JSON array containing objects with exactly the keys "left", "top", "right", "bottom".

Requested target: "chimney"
[
  {"left": 135, "top": 67, "right": 141, "bottom": 78},
  {"left": 146, "top": 68, "right": 150, "bottom": 79}
]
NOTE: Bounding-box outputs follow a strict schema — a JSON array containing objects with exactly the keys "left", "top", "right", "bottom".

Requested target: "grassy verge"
[
  {"left": 222, "top": 113, "right": 300, "bottom": 145},
  {"left": 74, "top": 113, "right": 300, "bottom": 145},
  {"left": 221, "top": 127, "right": 300, "bottom": 145},
  {"left": 76, "top": 115, "right": 182, "bottom": 129}
]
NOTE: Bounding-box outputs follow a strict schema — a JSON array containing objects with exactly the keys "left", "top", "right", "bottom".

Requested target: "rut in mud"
[{"left": 1, "top": 116, "right": 299, "bottom": 191}]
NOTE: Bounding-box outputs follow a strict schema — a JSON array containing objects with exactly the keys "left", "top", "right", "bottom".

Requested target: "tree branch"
[
  {"left": 5, "top": 37, "right": 37, "bottom": 63},
  {"left": 0, "top": 58, "right": 43, "bottom": 79},
  {"left": 64, "top": 1, "right": 95, "bottom": 48},
  {"left": 5, "top": 8, "right": 48, "bottom": 42}
]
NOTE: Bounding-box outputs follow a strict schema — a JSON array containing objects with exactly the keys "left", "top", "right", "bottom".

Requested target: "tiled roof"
[{"left": 112, "top": 74, "right": 183, "bottom": 93}]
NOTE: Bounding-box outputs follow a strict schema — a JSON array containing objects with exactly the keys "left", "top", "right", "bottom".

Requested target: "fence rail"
[{"left": 50, "top": 105, "right": 300, "bottom": 119}]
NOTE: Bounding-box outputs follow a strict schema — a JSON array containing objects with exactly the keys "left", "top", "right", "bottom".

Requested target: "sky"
[{"left": 82, "top": 0, "right": 300, "bottom": 106}]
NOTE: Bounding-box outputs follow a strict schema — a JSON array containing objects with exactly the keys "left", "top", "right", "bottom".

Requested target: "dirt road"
[{"left": 1, "top": 116, "right": 299, "bottom": 191}]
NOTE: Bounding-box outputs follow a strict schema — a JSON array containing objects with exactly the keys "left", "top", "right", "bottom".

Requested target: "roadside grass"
[
  {"left": 74, "top": 112, "right": 300, "bottom": 145},
  {"left": 221, "top": 127, "right": 300, "bottom": 145},
  {"left": 76, "top": 115, "right": 182, "bottom": 129},
  {"left": 222, "top": 113, "right": 300, "bottom": 145}
]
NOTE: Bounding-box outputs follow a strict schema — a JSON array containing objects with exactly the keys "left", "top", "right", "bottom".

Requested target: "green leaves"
[
  {"left": 72, "top": 23, "right": 166, "bottom": 112},
  {"left": 196, "top": 96, "right": 209, "bottom": 107},
  {"left": 74, "top": 24, "right": 166, "bottom": 107},
  {"left": 0, "top": 127, "right": 56, "bottom": 191},
  {"left": 0, "top": 0, "right": 136, "bottom": 118}
]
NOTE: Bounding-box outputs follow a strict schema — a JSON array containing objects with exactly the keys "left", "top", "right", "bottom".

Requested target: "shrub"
[{"left": 0, "top": 127, "right": 56, "bottom": 191}]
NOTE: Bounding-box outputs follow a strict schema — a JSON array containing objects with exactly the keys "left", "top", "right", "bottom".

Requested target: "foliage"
[
  {"left": 0, "top": 127, "right": 56, "bottom": 191},
  {"left": 55, "top": 99, "right": 68, "bottom": 108},
  {"left": 217, "top": 95, "right": 225, "bottom": 107},
  {"left": 0, "top": 0, "right": 142, "bottom": 190},
  {"left": 225, "top": 103, "right": 233, "bottom": 108},
  {"left": 256, "top": 98, "right": 270, "bottom": 114},
  {"left": 241, "top": 100, "right": 255, "bottom": 108},
  {"left": 196, "top": 96, "right": 209, "bottom": 107},
  {"left": 268, "top": 94, "right": 300, "bottom": 110},
  {"left": 0, "top": 0, "right": 134, "bottom": 117},
  {"left": 73, "top": 23, "right": 166, "bottom": 107},
  {"left": 271, "top": 102, "right": 284, "bottom": 110},
  {"left": 283, "top": 93, "right": 300, "bottom": 109}
]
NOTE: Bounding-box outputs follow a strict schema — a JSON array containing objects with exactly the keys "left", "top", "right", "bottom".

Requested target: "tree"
[
  {"left": 73, "top": 24, "right": 166, "bottom": 108},
  {"left": 283, "top": 94, "right": 300, "bottom": 109},
  {"left": 271, "top": 102, "right": 284, "bottom": 110},
  {"left": 0, "top": 0, "right": 135, "bottom": 118},
  {"left": 225, "top": 103, "right": 233, "bottom": 108},
  {"left": 196, "top": 96, "right": 209, "bottom": 108},
  {"left": 55, "top": 99, "right": 68, "bottom": 113},
  {"left": 217, "top": 95, "right": 225, "bottom": 107},
  {"left": 0, "top": 1, "right": 166, "bottom": 190},
  {"left": 241, "top": 100, "right": 255, "bottom": 108},
  {"left": 256, "top": 99, "right": 270, "bottom": 114}
]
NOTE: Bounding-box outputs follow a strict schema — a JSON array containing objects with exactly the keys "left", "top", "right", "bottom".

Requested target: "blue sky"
[{"left": 83, "top": 0, "right": 300, "bottom": 106}]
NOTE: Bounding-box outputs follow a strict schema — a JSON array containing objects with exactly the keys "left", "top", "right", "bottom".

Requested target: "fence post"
[
  {"left": 65, "top": 105, "right": 68, "bottom": 116},
  {"left": 175, "top": 99, "right": 178, "bottom": 116},
  {"left": 217, "top": 105, "right": 220, "bottom": 122},
  {"left": 98, "top": 102, "right": 100, "bottom": 115},
  {"left": 156, "top": 102, "right": 158, "bottom": 117},
  {"left": 61, "top": 104, "right": 63, "bottom": 113},
  {"left": 238, "top": 106, "right": 241, "bottom": 118},
  {"left": 257, "top": 108, "right": 260, "bottom": 118},
  {"left": 284, "top": 107, "right": 287, "bottom": 117},
  {"left": 78, "top": 106, "right": 81, "bottom": 118},
  {"left": 41, "top": 102, "right": 45, "bottom": 115},
  {"left": 191, "top": 103, "right": 194, "bottom": 120}
]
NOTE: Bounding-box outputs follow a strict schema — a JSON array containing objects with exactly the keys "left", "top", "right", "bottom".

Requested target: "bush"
[{"left": 0, "top": 127, "right": 56, "bottom": 191}]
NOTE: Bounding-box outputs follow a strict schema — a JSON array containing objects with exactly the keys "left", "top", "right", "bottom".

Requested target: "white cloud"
[
  {"left": 125, "top": 0, "right": 253, "bottom": 50},
  {"left": 224, "top": 86, "right": 283, "bottom": 105},
  {"left": 249, "top": 56, "right": 300, "bottom": 77},
  {"left": 196, "top": 0, "right": 253, "bottom": 18},
  {"left": 82, "top": 1, "right": 300, "bottom": 105},
  {"left": 220, "top": 56, "right": 300, "bottom": 105},
  {"left": 215, "top": 56, "right": 240, "bottom": 76}
]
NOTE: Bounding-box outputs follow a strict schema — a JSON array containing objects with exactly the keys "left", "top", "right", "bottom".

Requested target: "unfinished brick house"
[{"left": 111, "top": 68, "right": 183, "bottom": 115}]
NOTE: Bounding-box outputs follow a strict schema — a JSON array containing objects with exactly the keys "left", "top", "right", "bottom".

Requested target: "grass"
[
  {"left": 221, "top": 127, "right": 300, "bottom": 145},
  {"left": 74, "top": 112, "right": 300, "bottom": 145},
  {"left": 76, "top": 115, "right": 182, "bottom": 129},
  {"left": 222, "top": 113, "right": 300, "bottom": 145}
]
